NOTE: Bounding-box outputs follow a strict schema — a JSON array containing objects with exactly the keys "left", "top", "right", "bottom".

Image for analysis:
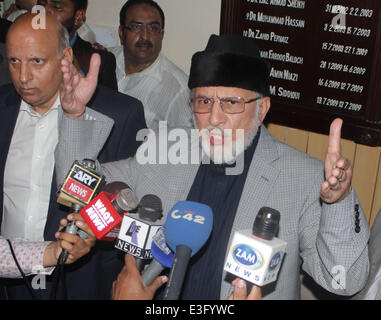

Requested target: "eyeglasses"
[
  {"left": 190, "top": 96, "right": 262, "bottom": 114},
  {"left": 124, "top": 22, "right": 162, "bottom": 34}
]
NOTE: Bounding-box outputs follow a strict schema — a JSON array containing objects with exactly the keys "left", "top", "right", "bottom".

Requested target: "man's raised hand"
[
  {"left": 320, "top": 118, "right": 352, "bottom": 203},
  {"left": 60, "top": 53, "right": 100, "bottom": 119}
]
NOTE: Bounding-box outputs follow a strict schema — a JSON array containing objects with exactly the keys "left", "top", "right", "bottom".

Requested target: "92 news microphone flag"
[{"left": 163, "top": 201, "right": 213, "bottom": 300}]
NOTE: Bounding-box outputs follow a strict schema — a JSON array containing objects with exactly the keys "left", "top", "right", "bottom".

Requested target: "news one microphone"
[
  {"left": 224, "top": 207, "right": 287, "bottom": 286},
  {"left": 57, "top": 159, "right": 105, "bottom": 263},
  {"left": 141, "top": 227, "right": 174, "bottom": 286},
  {"left": 115, "top": 194, "right": 163, "bottom": 269},
  {"left": 80, "top": 185, "right": 139, "bottom": 241},
  {"left": 163, "top": 201, "right": 213, "bottom": 300}
]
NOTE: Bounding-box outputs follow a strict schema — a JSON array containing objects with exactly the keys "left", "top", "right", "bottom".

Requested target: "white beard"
[{"left": 194, "top": 118, "right": 260, "bottom": 165}]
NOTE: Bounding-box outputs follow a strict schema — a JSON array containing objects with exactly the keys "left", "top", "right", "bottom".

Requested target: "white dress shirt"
[
  {"left": 2, "top": 97, "right": 59, "bottom": 241},
  {"left": 109, "top": 46, "right": 193, "bottom": 131}
]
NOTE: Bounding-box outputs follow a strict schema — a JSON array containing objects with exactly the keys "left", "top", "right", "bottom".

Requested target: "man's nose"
[
  {"left": 208, "top": 99, "right": 227, "bottom": 127},
  {"left": 19, "top": 63, "right": 32, "bottom": 84}
]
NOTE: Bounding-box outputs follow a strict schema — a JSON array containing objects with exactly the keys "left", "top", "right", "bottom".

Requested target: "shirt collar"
[
  {"left": 112, "top": 46, "right": 162, "bottom": 82},
  {"left": 20, "top": 95, "right": 61, "bottom": 117}
]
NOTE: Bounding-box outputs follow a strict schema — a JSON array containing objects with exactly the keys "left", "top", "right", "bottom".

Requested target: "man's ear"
[
  {"left": 118, "top": 26, "right": 124, "bottom": 45},
  {"left": 74, "top": 10, "right": 86, "bottom": 29},
  {"left": 258, "top": 97, "right": 271, "bottom": 125}
]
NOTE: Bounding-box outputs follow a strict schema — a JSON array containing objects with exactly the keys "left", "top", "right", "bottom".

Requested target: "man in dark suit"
[
  {"left": 0, "top": 13, "right": 146, "bottom": 300},
  {"left": 0, "top": 18, "right": 12, "bottom": 43},
  {"left": 0, "top": 43, "right": 11, "bottom": 86},
  {"left": 38, "top": 0, "right": 118, "bottom": 90}
]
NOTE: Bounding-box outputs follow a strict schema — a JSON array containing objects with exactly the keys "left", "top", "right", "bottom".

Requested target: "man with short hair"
[
  {"left": 39, "top": 0, "right": 118, "bottom": 90},
  {"left": 57, "top": 34, "right": 370, "bottom": 299},
  {"left": 0, "top": 13, "right": 146, "bottom": 299},
  {"left": 110, "top": 0, "right": 193, "bottom": 130}
]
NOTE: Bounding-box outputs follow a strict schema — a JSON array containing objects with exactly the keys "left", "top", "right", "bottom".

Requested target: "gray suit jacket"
[
  {"left": 353, "top": 211, "right": 381, "bottom": 299},
  {"left": 55, "top": 112, "right": 370, "bottom": 299}
]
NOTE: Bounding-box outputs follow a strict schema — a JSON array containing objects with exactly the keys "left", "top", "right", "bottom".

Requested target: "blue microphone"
[{"left": 162, "top": 201, "right": 213, "bottom": 300}]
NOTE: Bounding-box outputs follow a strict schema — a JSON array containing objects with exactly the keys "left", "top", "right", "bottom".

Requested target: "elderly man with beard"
[{"left": 56, "top": 34, "right": 370, "bottom": 300}]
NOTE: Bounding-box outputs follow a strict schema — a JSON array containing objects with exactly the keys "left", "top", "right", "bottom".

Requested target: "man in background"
[
  {"left": 1, "top": 13, "right": 145, "bottom": 299},
  {"left": 39, "top": 0, "right": 118, "bottom": 90},
  {"left": 110, "top": 0, "right": 193, "bottom": 130}
]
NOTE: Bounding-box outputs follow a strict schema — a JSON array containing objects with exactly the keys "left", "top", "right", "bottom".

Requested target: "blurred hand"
[
  {"left": 227, "top": 278, "right": 262, "bottom": 300},
  {"left": 111, "top": 254, "right": 168, "bottom": 300}
]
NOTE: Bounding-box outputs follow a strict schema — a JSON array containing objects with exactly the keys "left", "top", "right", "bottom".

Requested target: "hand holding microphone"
[
  {"left": 57, "top": 159, "right": 105, "bottom": 263},
  {"left": 54, "top": 213, "right": 97, "bottom": 264},
  {"left": 111, "top": 254, "right": 168, "bottom": 300}
]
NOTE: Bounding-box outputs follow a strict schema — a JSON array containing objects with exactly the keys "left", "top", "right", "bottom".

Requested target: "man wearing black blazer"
[
  {"left": 0, "top": 18, "right": 12, "bottom": 43},
  {"left": 0, "top": 13, "right": 146, "bottom": 300},
  {"left": 38, "top": 0, "right": 118, "bottom": 90},
  {"left": 0, "top": 43, "right": 11, "bottom": 86}
]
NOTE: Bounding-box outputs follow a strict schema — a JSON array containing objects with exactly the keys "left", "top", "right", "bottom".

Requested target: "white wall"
[{"left": 86, "top": 0, "right": 221, "bottom": 74}]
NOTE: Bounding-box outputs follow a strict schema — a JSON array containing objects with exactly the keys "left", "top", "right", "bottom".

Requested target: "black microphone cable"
[{"left": 6, "top": 239, "right": 38, "bottom": 301}]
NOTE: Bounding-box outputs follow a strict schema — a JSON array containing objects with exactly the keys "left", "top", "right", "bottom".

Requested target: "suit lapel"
[
  {"left": 231, "top": 127, "right": 280, "bottom": 234},
  {"left": 0, "top": 87, "right": 21, "bottom": 227},
  {"left": 220, "top": 127, "right": 280, "bottom": 298}
]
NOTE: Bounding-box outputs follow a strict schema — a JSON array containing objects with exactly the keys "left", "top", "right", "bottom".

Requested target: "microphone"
[
  {"left": 224, "top": 207, "right": 287, "bottom": 286},
  {"left": 57, "top": 159, "right": 105, "bottom": 263},
  {"left": 79, "top": 185, "right": 139, "bottom": 241},
  {"left": 57, "top": 159, "right": 105, "bottom": 208},
  {"left": 163, "top": 201, "right": 213, "bottom": 300},
  {"left": 115, "top": 194, "right": 163, "bottom": 270},
  {"left": 141, "top": 227, "right": 174, "bottom": 286}
]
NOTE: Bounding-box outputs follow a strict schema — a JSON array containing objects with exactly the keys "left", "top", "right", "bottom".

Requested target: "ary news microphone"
[
  {"left": 115, "top": 194, "right": 163, "bottom": 269},
  {"left": 57, "top": 159, "right": 105, "bottom": 263},
  {"left": 141, "top": 227, "right": 174, "bottom": 286},
  {"left": 79, "top": 183, "right": 139, "bottom": 241},
  {"left": 163, "top": 201, "right": 213, "bottom": 300},
  {"left": 224, "top": 207, "right": 287, "bottom": 286},
  {"left": 57, "top": 159, "right": 105, "bottom": 208}
]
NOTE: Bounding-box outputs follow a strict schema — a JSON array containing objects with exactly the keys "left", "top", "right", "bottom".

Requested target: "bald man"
[{"left": 0, "top": 13, "right": 146, "bottom": 300}]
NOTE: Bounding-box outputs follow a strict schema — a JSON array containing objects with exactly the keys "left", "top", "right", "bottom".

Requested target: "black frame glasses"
[{"left": 123, "top": 22, "right": 163, "bottom": 34}]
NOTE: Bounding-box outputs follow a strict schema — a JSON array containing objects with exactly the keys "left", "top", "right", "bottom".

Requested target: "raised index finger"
[{"left": 327, "top": 118, "right": 343, "bottom": 156}]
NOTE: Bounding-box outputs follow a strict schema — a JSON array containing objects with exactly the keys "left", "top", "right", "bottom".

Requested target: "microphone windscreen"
[
  {"left": 115, "top": 188, "right": 139, "bottom": 212},
  {"left": 164, "top": 201, "right": 213, "bottom": 255},
  {"left": 138, "top": 194, "right": 163, "bottom": 222},
  {"left": 102, "top": 181, "right": 130, "bottom": 194}
]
